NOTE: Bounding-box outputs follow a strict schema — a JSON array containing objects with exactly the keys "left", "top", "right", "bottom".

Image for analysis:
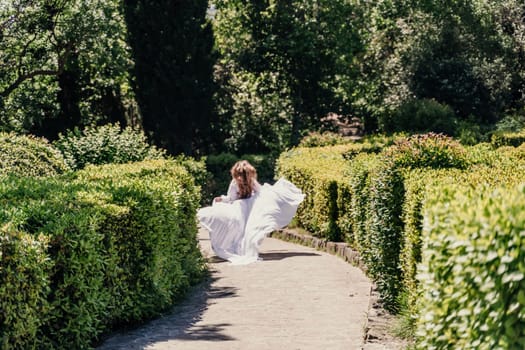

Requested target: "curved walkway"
[{"left": 98, "top": 229, "right": 373, "bottom": 350}]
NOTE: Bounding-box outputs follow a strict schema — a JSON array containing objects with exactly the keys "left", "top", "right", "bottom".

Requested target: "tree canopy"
[{"left": 0, "top": 0, "right": 523, "bottom": 155}]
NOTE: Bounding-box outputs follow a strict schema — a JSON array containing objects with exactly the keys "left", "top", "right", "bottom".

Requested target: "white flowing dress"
[{"left": 197, "top": 178, "right": 305, "bottom": 265}]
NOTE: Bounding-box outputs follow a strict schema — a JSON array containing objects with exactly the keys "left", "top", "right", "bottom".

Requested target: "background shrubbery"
[{"left": 53, "top": 123, "right": 167, "bottom": 170}]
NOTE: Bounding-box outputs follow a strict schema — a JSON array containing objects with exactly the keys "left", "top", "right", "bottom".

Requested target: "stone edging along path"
[{"left": 270, "top": 229, "right": 366, "bottom": 270}]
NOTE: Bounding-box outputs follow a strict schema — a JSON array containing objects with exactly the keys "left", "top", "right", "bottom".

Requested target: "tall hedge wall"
[
  {"left": 416, "top": 182, "right": 525, "bottom": 349},
  {"left": 0, "top": 160, "right": 205, "bottom": 349},
  {"left": 276, "top": 135, "right": 525, "bottom": 318}
]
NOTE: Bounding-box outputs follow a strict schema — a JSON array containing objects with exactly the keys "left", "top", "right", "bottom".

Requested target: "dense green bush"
[
  {"left": 0, "top": 176, "right": 116, "bottom": 349},
  {"left": 365, "top": 161, "right": 405, "bottom": 311},
  {"left": 494, "top": 113, "right": 525, "bottom": 133},
  {"left": 53, "top": 123, "right": 166, "bottom": 170},
  {"left": 276, "top": 134, "right": 525, "bottom": 318},
  {"left": 399, "top": 146, "right": 525, "bottom": 336},
  {"left": 400, "top": 168, "right": 464, "bottom": 322},
  {"left": 0, "top": 228, "right": 50, "bottom": 350},
  {"left": 0, "top": 132, "right": 69, "bottom": 177},
  {"left": 416, "top": 183, "right": 525, "bottom": 349},
  {"left": 344, "top": 153, "right": 377, "bottom": 251},
  {"left": 0, "top": 160, "right": 205, "bottom": 349},
  {"left": 385, "top": 99, "right": 458, "bottom": 136},
  {"left": 78, "top": 160, "right": 205, "bottom": 327}
]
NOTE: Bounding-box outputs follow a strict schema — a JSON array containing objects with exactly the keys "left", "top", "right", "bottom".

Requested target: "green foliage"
[
  {"left": 383, "top": 98, "right": 458, "bottom": 135},
  {"left": 398, "top": 146, "right": 525, "bottom": 337},
  {"left": 53, "top": 123, "right": 166, "bottom": 170},
  {"left": 342, "top": 134, "right": 397, "bottom": 160},
  {"left": 495, "top": 113, "right": 525, "bottom": 132},
  {"left": 276, "top": 145, "right": 356, "bottom": 241},
  {"left": 490, "top": 129, "right": 525, "bottom": 148},
  {"left": 0, "top": 0, "right": 135, "bottom": 138},
  {"left": 357, "top": 0, "right": 525, "bottom": 131},
  {"left": 0, "top": 132, "right": 69, "bottom": 177},
  {"left": 298, "top": 131, "right": 352, "bottom": 148},
  {"left": 365, "top": 160, "right": 405, "bottom": 312},
  {"left": 213, "top": 0, "right": 364, "bottom": 150},
  {"left": 344, "top": 154, "right": 377, "bottom": 252},
  {"left": 400, "top": 168, "right": 464, "bottom": 320},
  {"left": 76, "top": 160, "right": 205, "bottom": 326},
  {"left": 416, "top": 183, "right": 525, "bottom": 349},
  {"left": 0, "top": 229, "right": 50, "bottom": 350},
  {"left": 383, "top": 133, "right": 469, "bottom": 169},
  {"left": 456, "top": 118, "right": 489, "bottom": 145},
  {"left": 276, "top": 133, "right": 525, "bottom": 330},
  {"left": 0, "top": 160, "right": 205, "bottom": 348},
  {"left": 216, "top": 69, "right": 295, "bottom": 154},
  {"left": 173, "top": 154, "right": 209, "bottom": 195}
]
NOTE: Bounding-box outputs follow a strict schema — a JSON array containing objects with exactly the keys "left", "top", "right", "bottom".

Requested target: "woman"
[{"left": 197, "top": 160, "right": 304, "bottom": 265}]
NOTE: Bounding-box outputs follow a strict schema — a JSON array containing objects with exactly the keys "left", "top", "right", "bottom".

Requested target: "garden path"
[{"left": 98, "top": 228, "right": 379, "bottom": 350}]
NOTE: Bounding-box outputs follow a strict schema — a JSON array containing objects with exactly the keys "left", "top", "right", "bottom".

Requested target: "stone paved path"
[{"left": 98, "top": 229, "right": 373, "bottom": 350}]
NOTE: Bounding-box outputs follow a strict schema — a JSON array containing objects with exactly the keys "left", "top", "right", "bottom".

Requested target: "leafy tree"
[
  {"left": 123, "top": 0, "right": 217, "bottom": 156},
  {"left": 213, "top": 0, "right": 363, "bottom": 153},
  {"left": 356, "top": 0, "right": 525, "bottom": 132},
  {"left": 0, "top": 0, "right": 136, "bottom": 139}
]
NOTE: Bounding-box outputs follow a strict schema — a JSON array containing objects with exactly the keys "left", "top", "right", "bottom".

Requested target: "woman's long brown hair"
[{"left": 230, "top": 160, "right": 258, "bottom": 199}]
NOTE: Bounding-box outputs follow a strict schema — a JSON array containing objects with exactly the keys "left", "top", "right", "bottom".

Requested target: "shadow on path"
[
  {"left": 97, "top": 276, "right": 238, "bottom": 349},
  {"left": 259, "top": 250, "right": 321, "bottom": 261}
]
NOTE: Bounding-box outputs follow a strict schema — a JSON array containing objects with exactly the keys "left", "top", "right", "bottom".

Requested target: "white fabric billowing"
[{"left": 197, "top": 178, "right": 305, "bottom": 265}]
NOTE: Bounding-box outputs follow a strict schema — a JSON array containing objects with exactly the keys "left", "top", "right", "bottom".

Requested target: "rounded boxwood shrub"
[
  {"left": 0, "top": 132, "right": 69, "bottom": 177},
  {"left": 53, "top": 123, "right": 166, "bottom": 170}
]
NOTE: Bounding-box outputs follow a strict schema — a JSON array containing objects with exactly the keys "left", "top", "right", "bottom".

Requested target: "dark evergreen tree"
[{"left": 124, "top": 0, "right": 217, "bottom": 156}]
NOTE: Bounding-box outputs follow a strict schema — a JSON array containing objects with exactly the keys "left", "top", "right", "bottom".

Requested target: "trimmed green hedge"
[
  {"left": 416, "top": 182, "right": 525, "bottom": 349},
  {"left": 276, "top": 134, "right": 525, "bottom": 316},
  {"left": 0, "top": 132, "right": 69, "bottom": 177},
  {"left": 0, "top": 160, "right": 205, "bottom": 349},
  {"left": 365, "top": 160, "right": 405, "bottom": 311},
  {"left": 0, "top": 229, "right": 50, "bottom": 350},
  {"left": 276, "top": 144, "right": 357, "bottom": 241},
  {"left": 490, "top": 129, "right": 525, "bottom": 148},
  {"left": 276, "top": 143, "right": 405, "bottom": 309}
]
